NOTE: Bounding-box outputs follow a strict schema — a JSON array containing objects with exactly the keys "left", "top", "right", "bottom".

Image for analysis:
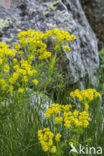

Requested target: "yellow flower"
[
  {"left": 2, "top": 83, "right": 8, "bottom": 91},
  {"left": 95, "top": 92, "right": 101, "bottom": 98},
  {"left": 74, "top": 118, "right": 81, "bottom": 127},
  {"left": 64, "top": 46, "right": 71, "bottom": 52},
  {"left": 45, "top": 112, "right": 51, "bottom": 119},
  {"left": 17, "top": 50, "right": 23, "bottom": 56},
  {"left": 62, "top": 104, "right": 72, "bottom": 111},
  {"left": 12, "top": 72, "right": 19, "bottom": 81},
  {"left": 73, "top": 110, "right": 79, "bottom": 117},
  {"left": 28, "top": 55, "right": 35, "bottom": 61},
  {"left": 64, "top": 120, "right": 71, "bottom": 128},
  {"left": 4, "top": 64, "right": 9, "bottom": 73},
  {"left": 38, "top": 52, "right": 51, "bottom": 60},
  {"left": 42, "top": 145, "right": 49, "bottom": 152},
  {"left": 13, "top": 58, "right": 17, "bottom": 63},
  {"left": 0, "top": 79, "right": 5, "bottom": 85},
  {"left": 32, "top": 69, "right": 37, "bottom": 74},
  {"left": 48, "top": 140, "right": 53, "bottom": 146},
  {"left": 38, "top": 128, "right": 55, "bottom": 153},
  {"left": 55, "top": 117, "right": 63, "bottom": 124},
  {"left": 83, "top": 120, "right": 89, "bottom": 128},
  {"left": 9, "top": 85, "right": 13, "bottom": 93},
  {"left": 50, "top": 146, "right": 56, "bottom": 153},
  {"left": 84, "top": 103, "right": 89, "bottom": 110},
  {"left": 28, "top": 70, "right": 33, "bottom": 76},
  {"left": 18, "top": 88, "right": 24, "bottom": 93},
  {"left": 70, "top": 89, "right": 100, "bottom": 104},
  {"left": 55, "top": 133, "right": 61, "bottom": 142},
  {"left": 0, "top": 42, "right": 9, "bottom": 48},
  {"left": 69, "top": 142, "right": 73, "bottom": 146},
  {"left": 9, "top": 77, "right": 15, "bottom": 84},
  {"left": 22, "top": 76, "right": 28, "bottom": 82},
  {"left": 32, "top": 79, "right": 38, "bottom": 85},
  {"left": 14, "top": 42, "right": 20, "bottom": 50},
  {"left": 13, "top": 65, "right": 19, "bottom": 70}
]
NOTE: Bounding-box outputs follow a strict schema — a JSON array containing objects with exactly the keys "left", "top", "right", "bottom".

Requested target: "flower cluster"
[
  {"left": 17, "top": 29, "right": 51, "bottom": 60},
  {"left": 43, "top": 28, "right": 76, "bottom": 53},
  {"left": 70, "top": 89, "right": 100, "bottom": 102},
  {"left": 38, "top": 128, "right": 61, "bottom": 153},
  {"left": 0, "top": 29, "right": 76, "bottom": 94},
  {"left": 43, "top": 29, "right": 76, "bottom": 42},
  {"left": 0, "top": 42, "right": 38, "bottom": 94},
  {"left": 38, "top": 88, "right": 101, "bottom": 154},
  {"left": 45, "top": 104, "right": 62, "bottom": 119},
  {"left": 17, "top": 29, "right": 76, "bottom": 59},
  {"left": 70, "top": 89, "right": 101, "bottom": 110},
  {"left": 45, "top": 104, "right": 91, "bottom": 128},
  {"left": 64, "top": 110, "right": 91, "bottom": 128}
]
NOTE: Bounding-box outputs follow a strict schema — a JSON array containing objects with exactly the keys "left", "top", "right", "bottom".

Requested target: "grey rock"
[
  {"left": 0, "top": 0, "right": 99, "bottom": 86},
  {"left": 80, "top": 0, "right": 104, "bottom": 49},
  {"left": 26, "top": 89, "right": 52, "bottom": 119}
]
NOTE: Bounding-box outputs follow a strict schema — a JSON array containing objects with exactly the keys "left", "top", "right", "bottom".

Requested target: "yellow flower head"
[
  {"left": 4, "top": 64, "right": 9, "bottom": 73},
  {"left": 32, "top": 79, "right": 38, "bottom": 85},
  {"left": 69, "top": 142, "right": 74, "bottom": 146},
  {"left": 55, "top": 133, "right": 62, "bottom": 142},
  {"left": 18, "top": 88, "right": 24, "bottom": 93},
  {"left": 50, "top": 146, "right": 56, "bottom": 153},
  {"left": 55, "top": 117, "right": 63, "bottom": 124},
  {"left": 64, "top": 46, "right": 71, "bottom": 52},
  {"left": 9, "top": 85, "right": 14, "bottom": 93},
  {"left": 13, "top": 58, "right": 18, "bottom": 63},
  {"left": 14, "top": 42, "right": 21, "bottom": 50}
]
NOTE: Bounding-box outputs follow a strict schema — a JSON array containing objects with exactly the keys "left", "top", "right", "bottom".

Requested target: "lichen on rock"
[{"left": 0, "top": 18, "right": 13, "bottom": 31}]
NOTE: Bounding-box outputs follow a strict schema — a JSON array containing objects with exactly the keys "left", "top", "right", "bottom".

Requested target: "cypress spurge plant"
[
  {"left": 38, "top": 89, "right": 101, "bottom": 156},
  {"left": 16, "top": 29, "right": 76, "bottom": 94},
  {"left": 0, "top": 28, "right": 76, "bottom": 155}
]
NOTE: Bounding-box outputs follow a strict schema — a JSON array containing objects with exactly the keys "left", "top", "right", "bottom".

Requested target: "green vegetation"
[{"left": 0, "top": 29, "right": 103, "bottom": 156}]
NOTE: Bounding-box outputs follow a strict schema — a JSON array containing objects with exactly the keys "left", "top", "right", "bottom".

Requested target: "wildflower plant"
[
  {"left": 0, "top": 28, "right": 76, "bottom": 155},
  {"left": 0, "top": 29, "right": 76, "bottom": 95},
  {"left": 38, "top": 89, "right": 101, "bottom": 155},
  {"left": 70, "top": 89, "right": 101, "bottom": 111},
  {"left": 0, "top": 42, "right": 38, "bottom": 95},
  {"left": 16, "top": 29, "right": 76, "bottom": 95},
  {"left": 0, "top": 28, "right": 102, "bottom": 156}
]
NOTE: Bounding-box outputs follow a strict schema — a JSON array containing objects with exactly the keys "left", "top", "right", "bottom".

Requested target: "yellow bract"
[
  {"left": 55, "top": 133, "right": 62, "bottom": 142},
  {"left": 69, "top": 142, "right": 74, "bottom": 146},
  {"left": 32, "top": 79, "right": 38, "bottom": 85},
  {"left": 55, "top": 117, "right": 63, "bottom": 124},
  {"left": 9, "top": 85, "right": 14, "bottom": 93},
  {"left": 70, "top": 89, "right": 101, "bottom": 110},
  {"left": 64, "top": 46, "right": 71, "bottom": 52},
  {"left": 45, "top": 102, "right": 91, "bottom": 128},
  {"left": 0, "top": 28, "right": 75, "bottom": 94},
  {"left": 50, "top": 146, "right": 56, "bottom": 153},
  {"left": 0, "top": 42, "right": 38, "bottom": 93},
  {"left": 4, "top": 64, "right": 9, "bottom": 73},
  {"left": 70, "top": 89, "right": 100, "bottom": 102},
  {"left": 17, "top": 28, "right": 76, "bottom": 60},
  {"left": 18, "top": 88, "right": 24, "bottom": 93},
  {"left": 38, "top": 90, "right": 100, "bottom": 154},
  {"left": 38, "top": 128, "right": 56, "bottom": 153}
]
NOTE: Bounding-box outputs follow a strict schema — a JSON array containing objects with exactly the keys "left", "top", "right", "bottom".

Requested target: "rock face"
[
  {"left": 0, "top": 0, "right": 99, "bottom": 86},
  {"left": 0, "top": 0, "right": 11, "bottom": 9},
  {"left": 80, "top": 0, "right": 104, "bottom": 50},
  {"left": 27, "top": 89, "right": 52, "bottom": 120}
]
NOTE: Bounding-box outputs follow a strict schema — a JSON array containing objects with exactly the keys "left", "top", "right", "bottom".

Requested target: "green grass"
[
  {"left": 0, "top": 83, "right": 103, "bottom": 156},
  {"left": 0, "top": 47, "right": 104, "bottom": 155}
]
